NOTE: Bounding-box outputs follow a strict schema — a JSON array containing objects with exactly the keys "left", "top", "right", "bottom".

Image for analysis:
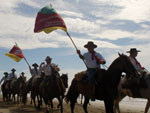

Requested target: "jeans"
[{"left": 86, "top": 69, "right": 96, "bottom": 83}]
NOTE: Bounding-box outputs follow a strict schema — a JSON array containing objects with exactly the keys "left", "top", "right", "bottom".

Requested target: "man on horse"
[
  {"left": 40, "top": 56, "right": 60, "bottom": 77},
  {"left": 29, "top": 63, "right": 41, "bottom": 76},
  {"left": 0, "top": 72, "right": 9, "bottom": 84},
  {"left": 77, "top": 41, "right": 106, "bottom": 100},
  {"left": 127, "top": 48, "right": 146, "bottom": 74},
  {"left": 126, "top": 48, "right": 148, "bottom": 96},
  {"left": 8, "top": 68, "right": 17, "bottom": 81}
]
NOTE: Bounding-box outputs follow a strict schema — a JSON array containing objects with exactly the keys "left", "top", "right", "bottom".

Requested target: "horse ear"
[{"left": 118, "top": 52, "right": 121, "bottom": 57}]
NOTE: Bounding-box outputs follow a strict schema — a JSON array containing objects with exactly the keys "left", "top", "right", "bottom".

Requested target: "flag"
[
  {"left": 5, "top": 45, "right": 24, "bottom": 62},
  {"left": 34, "top": 5, "right": 67, "bottom": 33}
]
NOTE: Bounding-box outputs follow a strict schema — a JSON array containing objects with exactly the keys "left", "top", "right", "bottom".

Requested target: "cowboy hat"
[
  {"left": 3, "top": 72, "right": 8, "bottom": 75},
  {"left": 84, "top": 41, "right": 97, "bottom": 48},
  {"left": 45, "top": 56, "right": 52, "bottom": 61},
  {"left": 32, "top": 63, "right": 39, "bottom": 67},
  {"left": 126, "top": 48, "right": 141, "bottom": 53},
  {"left": 11, "top": 68, "right": 16, "bottom": 71},
  {"left": 21, "top": 72, "right": 25, "bottom": 75}
]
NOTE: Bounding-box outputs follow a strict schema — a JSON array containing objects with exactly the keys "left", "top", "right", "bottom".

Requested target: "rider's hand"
[{"left": 76, "top": 50, "right": 81, "bottom": 55}]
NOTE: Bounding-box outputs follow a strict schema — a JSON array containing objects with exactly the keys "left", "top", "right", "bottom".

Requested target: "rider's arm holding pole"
[{"left": 76, "top": 50, "right": 84, "bottom": 60}]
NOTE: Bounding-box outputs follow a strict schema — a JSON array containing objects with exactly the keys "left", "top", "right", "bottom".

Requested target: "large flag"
[
  {"left": 34, "top": 5, "right": 67, "bottom": 33},
  {"left": 5, "top": 45, "right": 24, "bottom": 62}
]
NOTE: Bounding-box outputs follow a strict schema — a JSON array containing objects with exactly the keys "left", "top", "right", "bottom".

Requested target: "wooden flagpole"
[{"left": 66, "top": 31, "right": 88, "bottom": 68}]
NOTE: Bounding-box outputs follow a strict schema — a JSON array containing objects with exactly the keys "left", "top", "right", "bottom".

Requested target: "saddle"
[{"left": 74, "top": 71, "right": 87, "bottom": 81}]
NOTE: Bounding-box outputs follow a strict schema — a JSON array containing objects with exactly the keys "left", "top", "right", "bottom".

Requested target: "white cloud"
[
  {"left": 88, "top": 29, "right": 134, "bottom": 40},
  {"left": 64, "top": 17, "right": 100, "bottom": 33},
  {"left": 112, "top": 0, "right": 150, "bottom": 23},
  {"left": 59, "top": 10, "right": 84, "bottom": 18}
]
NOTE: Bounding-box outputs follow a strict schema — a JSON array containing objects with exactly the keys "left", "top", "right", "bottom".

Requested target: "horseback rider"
[
  {"left": 29, "top": 63, "right": 41, "bottom": 76},
  {"left": 77, "top": 41, "right": 106, "bottom": 99},
  {"left": 127, "top": 48, "right": 147, "bottom": 76},
  {"left": 40, "top": 56, "right": 60, "bottom": 77},
  {"left": 126, "top": 48, "right": 148, "bottom": 96},
  {"left": 0, "top": 72, "right": 9, "bottom": 84},
  {"left": 8, "top": 68, "right": 17, "bottom": 80},
  {"left": 7, "top": 68, "right": 17, "bottom": 91}
]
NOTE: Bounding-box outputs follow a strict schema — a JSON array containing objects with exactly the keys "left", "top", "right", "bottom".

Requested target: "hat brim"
[
  {"left": 84, "top": 45, "right": 97, "bottom": 48},
  {"left": 32, "top": 64, "right": 39, "bottom": 67},
  {"left": 126, "top": 50, "right": 141, "bottom": 53}
]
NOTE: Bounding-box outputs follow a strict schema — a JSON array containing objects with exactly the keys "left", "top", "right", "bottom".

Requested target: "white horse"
[{"left": 114, "top": 74, "right": 150, "bottom": 113}]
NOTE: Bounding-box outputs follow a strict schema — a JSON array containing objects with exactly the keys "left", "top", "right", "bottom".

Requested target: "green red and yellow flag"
[
  {"left": 5, "top": 45, "right": 24, "bottom": 62},
  {"left": 34, "top": 5, "right": 67, "bottom": 33}
]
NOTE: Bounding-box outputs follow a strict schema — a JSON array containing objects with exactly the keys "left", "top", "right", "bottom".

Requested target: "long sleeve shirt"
[{"left": 129, "top": 56, "right": 143, "bottom": 72}]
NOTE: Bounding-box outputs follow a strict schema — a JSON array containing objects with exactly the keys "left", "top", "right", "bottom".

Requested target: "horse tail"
[{"left": 65, "top": 78, "right": 78, "bottom": 103}]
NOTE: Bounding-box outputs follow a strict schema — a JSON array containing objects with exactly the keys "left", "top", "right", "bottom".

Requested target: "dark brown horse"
[
  {"left": 40, "top": 73, "right": 68, "bottom": 113},
  {"left": 30, "top": 72, "right": 45, "bottom": 109},
  {"left": 1, "top": 81, "right": 10, "bottom": 102},
  {"left": 65, "top": 53, "right": 138, "bottom": 113},
  {"left": 10, "top": 75, "right": 27, "bottom": 104}
]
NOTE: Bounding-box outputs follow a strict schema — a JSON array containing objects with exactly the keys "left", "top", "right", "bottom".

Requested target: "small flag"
[
  {"left": 34, "top": 5, "right": 67, "bottom": 33},
  {"left": 5, "top": 45, "right": 24, "bottom": 62}
]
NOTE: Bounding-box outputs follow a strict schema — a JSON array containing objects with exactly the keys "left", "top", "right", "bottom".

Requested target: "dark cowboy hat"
[
  {"left": 84, "top": 41, "right": 97, "bottom": 48},
  {"left": 32, "top": 63, "right": 39, "bottom": 67},
  {"left": 21, "top": 72, "right": 25, "bottom": 75},
  {"left": 126, "top": 48, "right": 141, "bottom": 53},
  {"left": 3, "top": 72, "right": 8, "bottom": 75},
  {"left": 45, "top": 56, "right": 52, "bottom": 61},
  {"left": 11, "top": 68, "right": 16, "bottom": 71}
]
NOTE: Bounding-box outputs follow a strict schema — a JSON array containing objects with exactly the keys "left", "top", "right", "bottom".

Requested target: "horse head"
[
  {"left": 60, "top": 73, "right": 68, "bottom": 88},
  {"left": 17, "top": 75, "right": 26, "bottom": 84}
]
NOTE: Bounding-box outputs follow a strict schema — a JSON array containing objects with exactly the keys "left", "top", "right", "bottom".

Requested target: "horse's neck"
[{"left": 107, "top": 64, "right": 123, "bottom": 88}]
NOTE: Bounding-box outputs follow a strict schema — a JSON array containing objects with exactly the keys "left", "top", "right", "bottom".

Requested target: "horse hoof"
[
  {"left": 37, "top": 107, "right": 41, "bottom": 110},
  {"left": 45, "top": 110, "right": 49, "bottom": 113}
]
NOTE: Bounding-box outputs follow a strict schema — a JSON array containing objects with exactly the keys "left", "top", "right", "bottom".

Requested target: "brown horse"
[
  {"left": 65, "top": 53, "right": 138, "bottom": 113},
  {"left": 1, "top": 81, "right": 10, "bottom": 102},
  {"left": 40, "top": 73, "right": 68, "bottom": 113},
  {"left": 10, "top": 75, "right": 27, "bottom": 104},
  {"left": 30, "top": 72, "right": 45, "bottom": 109},
  {"left": 114, "top": 73, "right": 150, "bottom": 113}
]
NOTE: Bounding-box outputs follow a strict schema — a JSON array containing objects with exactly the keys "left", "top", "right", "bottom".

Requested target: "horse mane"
[
  {"left": 61, "top": 73, "right": 68, "bottom": 80},
  {"left": 74, "top": 71, "right": 86, "bottom": 81}
]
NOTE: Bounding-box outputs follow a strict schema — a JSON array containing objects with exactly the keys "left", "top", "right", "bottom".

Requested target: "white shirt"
[
  {"left": 83, "top": 52, "right": 105, "bottom": 68},
  {"left": 40, "top": 64, "right": 52, "bottom": 76},
  {"left": 30, "top": 68, "right": 41, "bottom": 76},
  {"left": 0, "top": 76, "right": 8, "bottom": 84},
  {"left": 7, "top": 73, "right": 17, "bottom": 80},
  {"left": 129, "top": 56, "right": 142, "bottom": 71}
]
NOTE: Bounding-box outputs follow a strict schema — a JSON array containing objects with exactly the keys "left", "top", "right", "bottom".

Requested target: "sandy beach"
[{"left": 0, "top": 95, "right": 148, "bottom": 113}]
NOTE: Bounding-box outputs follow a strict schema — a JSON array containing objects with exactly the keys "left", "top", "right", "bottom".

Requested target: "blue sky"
[{"left": 0, "top": 0, "right": 150, "bottom": 85}]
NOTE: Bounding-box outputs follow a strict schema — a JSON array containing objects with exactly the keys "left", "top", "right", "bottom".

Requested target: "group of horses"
[
  {"left": 1, "top": 53, "right": 150, "bottom": 113},
  {"left": 65, "top": 53, "right": 150, "bottom": 113},
  {"left": 1, "top": 75, "right": 27, "bottom": 104},
  {"left": 1, "top": 71, "right": 68, "bottom": 113}
]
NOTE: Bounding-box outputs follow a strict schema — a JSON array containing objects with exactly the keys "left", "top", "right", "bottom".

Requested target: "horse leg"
[
  {"left": 81, "top": 94, "right": 83, "bottom": 104},
  {"left": 37, "top": 94, "right": 41, "bottom": 110},
  {"left": 57, "top": 97, "right": 63, "bottom": 113},
  {"left": 144, "top": 99, "right": 150, "bottom": 113},
  {"left": 104, "top": 99, "right": 114, "bottom": 113},
  {"left": 31, "top": 91, "right": 37, "bottom": 108},
  {"left": 70, "top": 93, "right": 79, "bottom": 113},
  {"left": 114, "top": 100, "right": 120, "bottom": 113},
  {"left": 83, "top": 97, "right": 89, "bottom": 113}
]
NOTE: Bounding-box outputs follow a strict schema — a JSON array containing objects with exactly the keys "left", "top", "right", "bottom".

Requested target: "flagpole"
[
  {"left": 24, "top": 57, "right": 30, "bottom": 67},
  {"left": 66, "top": 31, "right": 88, "bottom": 68},
  {"left": 66, "top": 31, "right": 78, "bottom": 50}
]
